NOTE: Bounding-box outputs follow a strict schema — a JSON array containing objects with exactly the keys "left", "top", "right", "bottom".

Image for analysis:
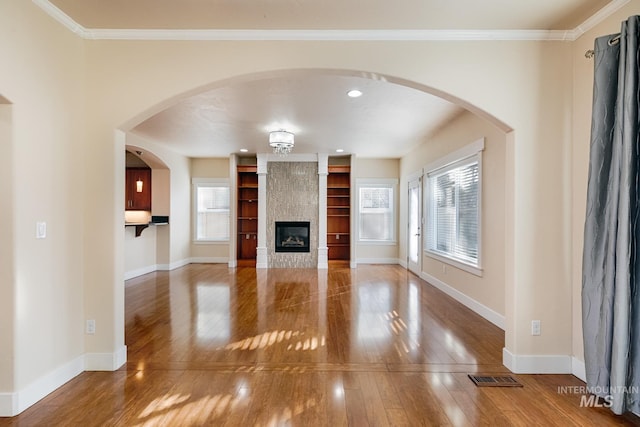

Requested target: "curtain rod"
[{"left": 585, "top": 34, "right": 621, "bottom": 58}]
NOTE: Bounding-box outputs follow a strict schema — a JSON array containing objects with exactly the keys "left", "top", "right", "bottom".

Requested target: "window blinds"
[
  {"left": 427, "top": 157, "right": 479, "bottom": 265},
  {"left": 196, "top": 186, "right": 230, "bottom": 241},
  {"left": 359, "top": 186, "right": 393, "bottom": 241}
]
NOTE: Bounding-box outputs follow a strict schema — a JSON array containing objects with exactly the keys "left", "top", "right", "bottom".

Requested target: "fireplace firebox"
[{"left": 275, "top": 221, "right": 310, "bottom": 253}]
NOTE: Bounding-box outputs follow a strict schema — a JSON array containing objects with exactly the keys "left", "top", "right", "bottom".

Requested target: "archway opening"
[{"left": 116, "top": 68, "right": 514, "bottom": 370}]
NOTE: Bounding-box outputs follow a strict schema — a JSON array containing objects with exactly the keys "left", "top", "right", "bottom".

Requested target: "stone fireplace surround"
[{"left": 253, "top": 153, "right": 332, "bottom": 269}]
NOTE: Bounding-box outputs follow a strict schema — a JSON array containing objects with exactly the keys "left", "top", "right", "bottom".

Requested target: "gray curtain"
[{"left": 582, "top": 15, "right": 640, "bottom": 416}]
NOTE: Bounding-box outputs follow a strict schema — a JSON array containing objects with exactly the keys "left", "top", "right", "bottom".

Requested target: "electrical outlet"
[
  {"left": 86, "top": 319, "right": 96, "bottom": 335},
  {"left": 442, "top": 264, "right": 447, "bottom": 274},
  {"left": 531, "top": 320, "right": 541, "bottom": 336}
]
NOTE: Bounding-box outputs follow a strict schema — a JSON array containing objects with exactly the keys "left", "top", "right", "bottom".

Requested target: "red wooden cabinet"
[{"left": 126, "top": 168, "right": 152, "bottom": 211}]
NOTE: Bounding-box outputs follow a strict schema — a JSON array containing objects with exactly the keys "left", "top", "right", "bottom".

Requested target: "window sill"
[
  {"left": 193, "top": 240, "right": 229, "bottom": 245},
  {"left": 424, "top": 250, "right": 483, "bottom": 277},
  {"left": 358, "top": 240, "right": 397, "bottom": 246}
]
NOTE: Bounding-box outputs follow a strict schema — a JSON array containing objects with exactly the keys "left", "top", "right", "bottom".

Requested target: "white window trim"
[
  {"left": 192, "top": 177, "right": 230, "bottom": 244},
  {"left": 356, "top": 178, "right": 398, "bottom": 244},
  {"left": 424, "top": 138, "right": 484, "bottom": 276}
]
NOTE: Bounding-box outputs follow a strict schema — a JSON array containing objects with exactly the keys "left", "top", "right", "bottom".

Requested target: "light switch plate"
[
  {"left": 36, "top": 222, "right": 46, "bottom": 239},
  {"left": 86, "top": 319, "right": 96, "bottom": 335},
  {"left": 531, "top": 320, "right": 541, "bottom": 336}
]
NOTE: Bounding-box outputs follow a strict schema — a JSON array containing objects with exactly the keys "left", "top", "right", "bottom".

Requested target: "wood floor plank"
[
  {"left": 372, "top": 372, "right": 404, "bottom": 410},
  {"left": 1, "top": 264, "right": 639, "bottom": 426},
  {"left": 356, "top": 372, "right": 391, "bottom": 427},
  {"left": 384, "top": 408, "right": 412, "bottom": 427},
  {"left": 325, "top": 372, "right": 350, "bottom": 427},
  {"left": 344, "top": 388, "right": 371, "bottom": 427}
]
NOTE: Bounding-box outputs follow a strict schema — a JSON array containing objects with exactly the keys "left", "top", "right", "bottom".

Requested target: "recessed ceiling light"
[
  {"left": 336, "top": 149, "right": 344, "bottom": 153},
  {"left": 347, "top": 89, "right": 362, "bottom": 98},
  {"left": 240, "top": 148, "right": 248, "bottom": 153}
]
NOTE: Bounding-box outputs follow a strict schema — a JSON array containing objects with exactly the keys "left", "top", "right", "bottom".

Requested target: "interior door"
[{"left": 407, "top": 177, "right": 422, "bottom": 275}]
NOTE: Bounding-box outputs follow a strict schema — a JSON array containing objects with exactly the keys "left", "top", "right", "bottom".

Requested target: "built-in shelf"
[
  {"left": 327, "top": 164, "right": 350, "bottom": 261},
  {"left": 237, "top": 164, "right": 258, "bottom": 262}
]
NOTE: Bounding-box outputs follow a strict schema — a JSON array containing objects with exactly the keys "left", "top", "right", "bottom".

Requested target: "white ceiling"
[
  {"left": 43, "top": 0, "right": 620, "bottom": 158},
  {"left": 132, "top": 72, "right": 464, "bottom": 158}
]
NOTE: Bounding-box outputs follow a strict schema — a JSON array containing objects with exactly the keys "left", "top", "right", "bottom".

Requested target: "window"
[
  {"left": 425, "top": 139, "right": 483, "bottom": 274},
  {"left": 193, "top": 179, "right": 230, "bottom": 242},
  {"left": 357, "top": 179, "right": 397, "bottom": 243}
]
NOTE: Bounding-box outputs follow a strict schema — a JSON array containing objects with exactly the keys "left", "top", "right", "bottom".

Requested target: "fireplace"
[{"left": 275, "top": 221, "right": 310, "bottom": 253}]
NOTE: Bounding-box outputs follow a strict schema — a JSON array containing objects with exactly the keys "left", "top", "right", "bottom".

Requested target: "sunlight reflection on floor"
[{"left": 220, "top": 330, "right": 326, "bottom": 352}]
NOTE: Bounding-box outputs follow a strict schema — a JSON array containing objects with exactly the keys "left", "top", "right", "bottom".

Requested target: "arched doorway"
[{"left": 115, "top": 68, "right": 514, "bottom": 366}]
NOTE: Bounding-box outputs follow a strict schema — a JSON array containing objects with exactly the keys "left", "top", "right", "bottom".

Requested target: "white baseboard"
[
  {"left": 157, "top": 258, "right": 191, "bottom": 271},
  {"left": 356, "top": 258, "right": 402, "bottom": 265},
  {"left": 124, "top": 264, "right": 157, "bottom": 280},
  {"left": 228, "top": 259, "right": 237, "bottom": 268},
  {"left": 189, "top": 257, "right": 228, "bottom": 264},
  {"left": 503, "top": 348, "right": 572, "bottom": 374},
  {"left": 0, "top": 393, "right": 14, "bottom": 418},
  {"left": 84, "top": 345, "right": 127, "bottom": 371},
  {"left": 0, "top": 354, "right": 85, "bottom": 417},
  {"left": 421, "top": 272, "right": 505, "bottom": 330},
  {"left": 317, "top": 247, "right": 328, "bottom": 269},
  {"left": 572, "top": 357, "right": 586, "bottom": 382},
  {"left": 173, "top": 258, "right": 192, "bottom": 270},
  {"left": 125, "top": 258, "right": 231, "bottom": 279},
  {"left": 0, "top": 346, "right": 127, "bottom": 417},
  {"left": 398, "top": 258, "right": 408, "bottom": 268},
  {"left": 256, "top": 247, "right": 268, "bottom": 269},
  {"left": 155, "top": 263, "right": 170, "bottom": 271}
]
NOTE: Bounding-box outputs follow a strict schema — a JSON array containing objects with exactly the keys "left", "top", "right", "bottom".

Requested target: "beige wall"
[
  {"left": 191, "top": 157, "right": 229, "bottom": 178},
  {"left": 401, "top": 111, "right": 506, "bottom": 317},
  {"left": 151, "top": 168, "right": 171, "bottom": 266},
  {"left": 0, "top": 102, "right": 14, "bottom": 393},
  {"left": 4, "top": 0, "right": 640, "bottom": 415},
  {"left": 0, "top": 0, "right": 86, "bottom": 395},
  {"left": 124, "top": 226, "right": 157, "bottom": 274},
  {"left": 190, "top": 157, "right": 231, "bottom": 261}
]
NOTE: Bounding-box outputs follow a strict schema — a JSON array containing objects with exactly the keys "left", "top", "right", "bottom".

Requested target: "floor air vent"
[{"left": 468, "top": 374, "right": 523, "bottom": 387}]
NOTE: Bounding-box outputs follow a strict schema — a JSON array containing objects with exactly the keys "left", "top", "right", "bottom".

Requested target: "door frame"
[{"left": 407, "top": 172, "right": 423, "bottom": 276}]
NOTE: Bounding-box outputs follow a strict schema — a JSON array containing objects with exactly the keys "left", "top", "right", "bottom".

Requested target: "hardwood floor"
[{"left": 2, "top": 264, "right": 639, "bottom": 426}]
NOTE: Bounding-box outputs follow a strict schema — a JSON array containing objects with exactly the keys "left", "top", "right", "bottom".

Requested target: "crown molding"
[
  {"left": 84, "top": 28, "right": 572, "bottom": 41},
  {"left": 34, "top": 0, "right": 631, "bottom": 42},
  {"left": 32, "top": 0, "right": 89, "bottom": 37},
  {"left": 570, "top": 0, "right": 630, "bottom": 39}
]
